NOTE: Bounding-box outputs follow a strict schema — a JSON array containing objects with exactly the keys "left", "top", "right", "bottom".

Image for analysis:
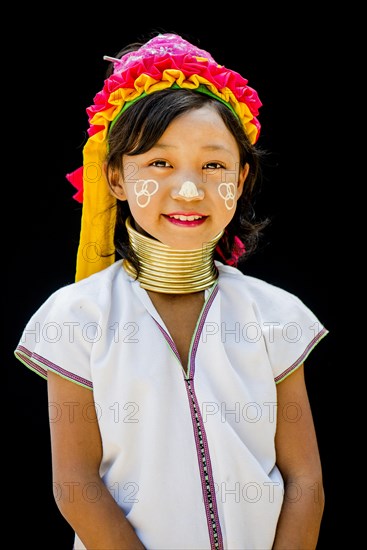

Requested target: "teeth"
[{"left": 170, "top": 215, "right": 202, "bottom": 221}]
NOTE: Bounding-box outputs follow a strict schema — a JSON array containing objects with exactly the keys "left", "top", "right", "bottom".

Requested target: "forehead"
[{"left": 158, "top": 106, "right": 237, "bottom": 145}]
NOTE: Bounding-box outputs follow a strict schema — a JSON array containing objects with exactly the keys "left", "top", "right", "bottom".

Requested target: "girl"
[{"left": 15, "top": 33, "right": 328, "bottom": 549}]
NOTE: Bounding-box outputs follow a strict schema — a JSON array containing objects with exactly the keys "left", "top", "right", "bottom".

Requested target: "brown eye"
[
  {"left": 204, "top": 162, "right": 225, "bottom": 170},
  {"left": 151, "top": 160, "right": 170, "bottom": 167}
]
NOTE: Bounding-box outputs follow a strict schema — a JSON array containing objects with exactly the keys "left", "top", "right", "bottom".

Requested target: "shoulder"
[
  {"left": 36, "top": 260, "right": 128, "bottom": 321},
  {"left": 216, "top": 261, "right": 308, "bottom": 310},
  {"left": 216, "top": 261, "right": 327, "bottom": 335},
  {"left": 54, "top": 259, "right": 125, "bottom": 295},
  {"left": 215, "top": 262, "right": 328, "bottom": 382}
]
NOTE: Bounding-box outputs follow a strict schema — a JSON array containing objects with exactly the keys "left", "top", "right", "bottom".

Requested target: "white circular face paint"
[
  {"left": 171, "top": 181, "right": 205, "bottom": 200},
  {"left": 134, "top": 179, "right": 159, "bottom": 208},
  {"left": 178, "top": 181, "right": 200, "bottom": 198},
  {"left": 218, "top": 182, "right": 236, "bottom": 210}
]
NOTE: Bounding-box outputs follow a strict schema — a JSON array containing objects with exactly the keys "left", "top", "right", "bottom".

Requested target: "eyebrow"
[{"left": 153, "top": 143, "right": 234, "bottom": 154}]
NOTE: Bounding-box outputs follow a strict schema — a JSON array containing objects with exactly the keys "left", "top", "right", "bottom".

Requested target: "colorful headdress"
[{"left": 67, "top": 33, "right": 262, "bottom": 282}]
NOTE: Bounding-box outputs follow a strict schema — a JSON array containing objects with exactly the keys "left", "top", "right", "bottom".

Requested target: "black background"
[{"left": 7, "top": 9, "right": 347, "bottom": 549}]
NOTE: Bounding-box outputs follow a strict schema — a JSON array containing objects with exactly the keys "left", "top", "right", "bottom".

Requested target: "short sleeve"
[
  {"left": 14, "top": 286, "right": 95, "bottom": 389},
  {"left": 226, "top": 268, "right": 328, "bottom": 383},
  {"left": 246, "top": 277, "right": 328, "bottom": 383}
]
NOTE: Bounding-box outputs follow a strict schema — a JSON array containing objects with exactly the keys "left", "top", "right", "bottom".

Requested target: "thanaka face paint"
[
  {"left": 218, "top": 182, "right": 236, "bottom": 210},
  {"left": 134, "top": 179, "right": 159, "bottom": 208},
  {"left": 133, "top": 179, "right": 237, "bottom": 210},
  {"left": 174, "top": 180, "right": 204, "bottom": 200}
]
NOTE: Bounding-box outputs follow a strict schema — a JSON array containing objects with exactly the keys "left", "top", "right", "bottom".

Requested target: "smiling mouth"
[{"left": 163, "top": 213, "right": 207, "bottom": 226}]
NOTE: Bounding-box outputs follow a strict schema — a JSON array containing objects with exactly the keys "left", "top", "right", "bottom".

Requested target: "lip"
[{"left": 163, "top": 213, "right": 207, "bottom": 227}]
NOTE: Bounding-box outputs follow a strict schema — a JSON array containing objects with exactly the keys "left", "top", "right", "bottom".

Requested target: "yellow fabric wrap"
[{"left": 75, "top": 139, "right": 116, "bottom": 282}]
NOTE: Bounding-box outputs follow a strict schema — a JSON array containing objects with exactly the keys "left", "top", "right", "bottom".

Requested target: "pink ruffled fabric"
[
  {"left": 87, "top": 33, "right": 261, "bottom": 139},
  {"left": 66, "top": 166, "right": 84, "bottom": 203}
]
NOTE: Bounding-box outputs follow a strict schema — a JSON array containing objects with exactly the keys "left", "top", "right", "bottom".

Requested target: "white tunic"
[{"left": 15, "top": 260, "right": 328, "bottom": 550}]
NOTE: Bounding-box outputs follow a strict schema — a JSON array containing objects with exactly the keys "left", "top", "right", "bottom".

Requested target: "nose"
[{"left": 171, "top": 181, "right": 205, "bottom": 201}]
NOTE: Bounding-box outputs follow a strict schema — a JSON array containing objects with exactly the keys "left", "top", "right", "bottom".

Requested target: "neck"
[{"left": 123, "top": 217, "right": 223, "bottom": 294}]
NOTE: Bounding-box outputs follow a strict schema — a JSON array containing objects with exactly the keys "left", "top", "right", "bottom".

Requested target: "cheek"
[
  {"left": 131, "top": 179, "right": 160, "bottom": 208},
  {"left": 217, "top": 183, "right": 237, "bottom": 210}
]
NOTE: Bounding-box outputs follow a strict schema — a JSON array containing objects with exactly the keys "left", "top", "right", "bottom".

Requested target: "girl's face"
[{"left": 111, "top": 105, "right": 249, "bottom": 250}]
